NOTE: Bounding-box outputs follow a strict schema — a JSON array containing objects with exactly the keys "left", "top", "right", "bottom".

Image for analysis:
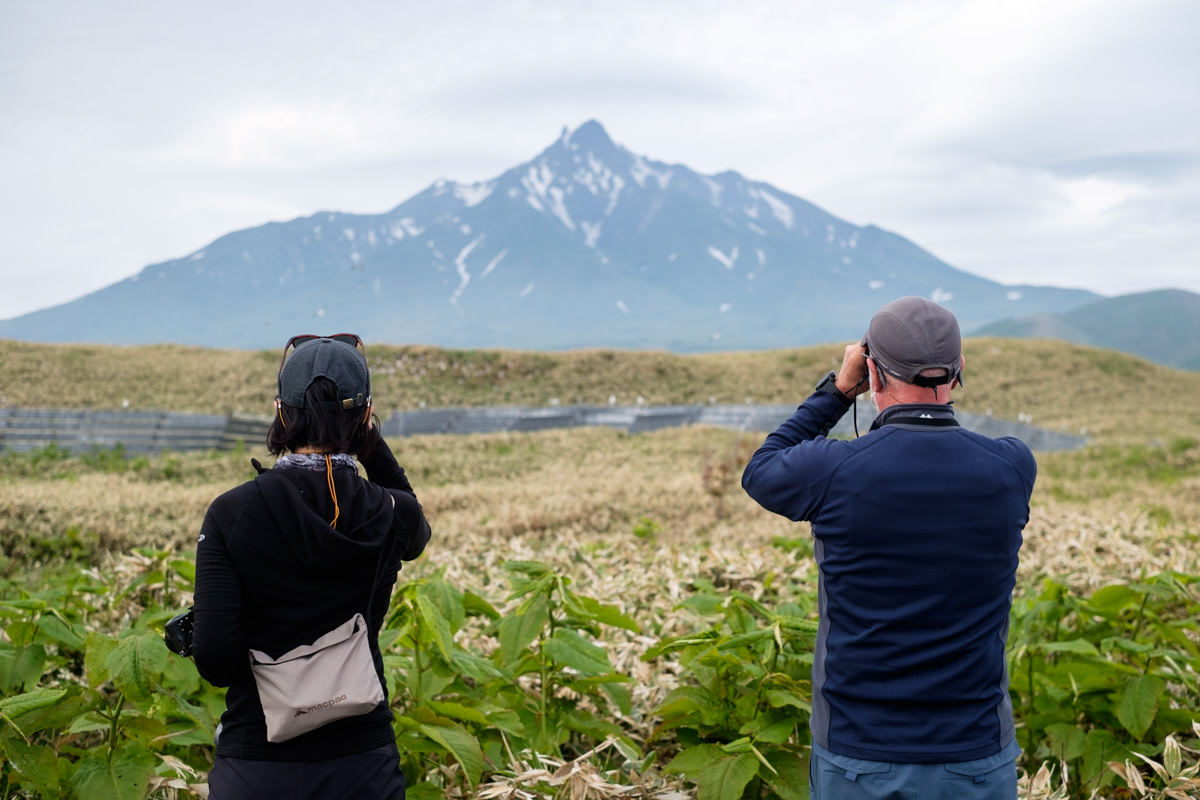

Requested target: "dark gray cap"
[
  {"left": 863, "top": 296, "right": 962, "bottom": 388},
  {"left": 277, "top": 338, "right": 371, "bottom": 411}
]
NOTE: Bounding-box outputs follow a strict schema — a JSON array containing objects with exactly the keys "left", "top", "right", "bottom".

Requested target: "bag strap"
[{"left": 364, "top": 494, "right": 398, "bottom": 623}]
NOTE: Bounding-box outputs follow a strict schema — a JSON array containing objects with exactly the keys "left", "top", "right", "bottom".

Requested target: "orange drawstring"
[{"left": 324, "top": 454, "right": 340, "bottom": 529}]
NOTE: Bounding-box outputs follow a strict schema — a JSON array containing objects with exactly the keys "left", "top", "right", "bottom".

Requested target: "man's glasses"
[{"left": 278, "top": 333, "right": 365, "bottom": 373}]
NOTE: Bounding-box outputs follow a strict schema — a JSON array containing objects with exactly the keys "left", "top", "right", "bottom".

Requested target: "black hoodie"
[{"left": 193, "top": 430, "right": 431, "bottom": 761}]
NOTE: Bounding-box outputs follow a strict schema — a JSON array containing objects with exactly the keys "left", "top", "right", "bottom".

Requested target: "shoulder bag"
[{"left": 248, "top": 532, "right": 391, "bottom": 743}]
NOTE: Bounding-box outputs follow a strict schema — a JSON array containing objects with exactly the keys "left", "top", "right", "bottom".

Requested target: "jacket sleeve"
[
  {"left": 361, "top": 429, "right": 432, "bottom": 562},
  {"left": 741, "top": 391, "right": 852, "bottom": 522},
  {"left": 192, "top": 495, "right": 251, "bottom": 688}
]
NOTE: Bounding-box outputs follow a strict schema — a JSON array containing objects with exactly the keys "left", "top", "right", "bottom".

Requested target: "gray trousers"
[{"left": 810, "top": 740, "right": 1020, "bottom": 800}]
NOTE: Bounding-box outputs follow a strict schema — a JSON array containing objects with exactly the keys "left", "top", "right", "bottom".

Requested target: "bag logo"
[{"left": 294, "top": 694, "right": 348, "bottom": 717}]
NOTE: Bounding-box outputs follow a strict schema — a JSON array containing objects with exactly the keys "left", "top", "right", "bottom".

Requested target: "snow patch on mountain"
[
  {"left": 702, "top": 177, "right": 723, "bottom": 206},
  {"left": 628, "top": 155, "right": 672, "bottom": 189},
  {"left": 581, "top": 221, "right": 602, "bottom": 247},
  {"left": 451, "top": 235, "right": 485, "bottom": 306},
  {"left": 708, "top": 246, "right": 738, "bottom": 269},
  {"left": 547, "top": 186, "right": 575, "bottom": 230},
  {"left": 389, "top": 219, "right": 424, "bottom": 239},
  {"left": 455, "top": 182, "right": 495, "bottom": 208},
  {"left": 481, "top": 249, "right": 507, "bottom": 279},
  {"left": 749, "top": 188, "right": 794, "bottom": 230}
]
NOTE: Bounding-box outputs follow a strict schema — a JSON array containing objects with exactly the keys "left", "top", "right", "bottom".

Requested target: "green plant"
[
  {"left": 1008, "top": 574, "right": 1200, "bottom": 797},
  {"left": 382, "top": 562, "right": 642, "bottom": 798},
  {"left": 0, "top": 581, "right": 219, "bottom": 799},
  {"left": 645, "top": 590, "right": 817, "bottom": 800}
]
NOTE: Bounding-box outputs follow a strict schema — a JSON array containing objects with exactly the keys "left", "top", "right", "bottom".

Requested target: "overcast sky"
[{"left": 2, "top": 0, "right": 1197, "bottom": 321}]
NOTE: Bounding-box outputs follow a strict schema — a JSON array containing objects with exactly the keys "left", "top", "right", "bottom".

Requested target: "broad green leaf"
[
  {"left": 1082, "top": 729, "right": 1124, "bottom": 789},
  {"left": 543, "top": 628, "right": 613, "bottom": 675},
  {"left": 462, "top": 590, "right": 500, "bottom": 621},
  {"left": 503, "top": 560, "right": 553, "bottom": 579},
  {"left": 415, "top": 591, "right": 455, "bottom": 662},
  {"left": 1045, "top": 722, "right": 1087, "bottom": 761},
  {"left": 106, "top": 634, "right": 168, "bottom": 702},
  {"left": 3, "top": 688, "right": 92, "bottom": 738},
  {"left": 740, "top": 717, "right": 795, "bottom": 745},
  {"left": 655, "top": 686, "right": 724, "bottom": 726},
  {"left": 169, "top": 558, "right": 196, "bottom": 583},
  {"left": 479, "top": 706, "right": 524, "bottom": 737},
  {"left": 6, "top": 621, "right": 36, "bottom": 646},
  {"left": 1101, "top": 636, "right": 1154, "bottom": 656},
  {"left": 764, "top": 749, "right": 810, "bottom": 800},
  {"left": 0, "top": 599, "right": 47, "bottom": 612},
  {"left": 84, "top": 631, "right": 119, "bottom": 687},
  {"left": 602, "top": 680, "right": 633, "bottom": 716},
  {"left": 497, "top": 595, "right": 549, "bottom": 665},
  {"left": 0, "top": 688, "right": 67, "bottom": 722},
  {"left": 450, "top": 649, "right": 504, "bottom": 683},
  {"left": 1086, "top": 585, "right": 1141, "bottom": 614},
  {"left": 0, "top": 644, "right": 47, "bottom": 693},
  {"left": 562, "top": 707, "right": 625, "bottom": 741},
  {"left": 1034, "top": 639, "right": 1099, "bottom": 656},
  {"left": 643, "top": 630, "right": 721, "bottom": 660},
  {"left": 765, "top": 688, "right": 811, "bottom": 713},
  {"left": 696, "top": 752, "right": 760, "bottom": 800},
  {"left": 1116, "top": 674, "right": 1164, "bottom": 740},
  {"left": 666, "top": 743, "right": 725, "bottom": 775},
  {"left": 424, "top": 700, "right": 489, "bottom": 726},
  {"left": 418, "top": 719, "right": 484, "bottom": 787},
  {"left": 0, "top": 736, "right": 61, "bottom": 799},
  {"left": 566, "top": 594, "right": 640, "bottom": 631},
  {"left": 67, "top": 712, "right": 111, "bottom": 735},
  {"left": 720, "top": 629, "right": 775, "bottom": 650},
  {"left": 38, "top": 610, "right": 86, "bottom": 649},
  {"left": 69, "top": 745, "right": 156, "bottom": 800},
  {"left": 417, "top": 580, "right": 465, "bottom": 634}
]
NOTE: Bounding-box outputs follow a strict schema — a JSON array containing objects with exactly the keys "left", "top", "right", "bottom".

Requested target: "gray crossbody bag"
[{"left": 248, "top": 525, "right": 391, "bottom": 743}]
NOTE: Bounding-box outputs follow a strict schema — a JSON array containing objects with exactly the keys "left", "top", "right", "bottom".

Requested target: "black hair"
[{"left": 266, "top": 377, "right": 376, "bottom": 457}]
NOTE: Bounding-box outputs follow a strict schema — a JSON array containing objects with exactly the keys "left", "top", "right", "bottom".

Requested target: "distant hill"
[
  {"left": 2, "top": 337, "right": 1198, "bottom": 447},
  {"left": 971, "top": 289, "right": 1200, "bottom": 371},
  {"left": 0, "top": 120, "right": 1097, "bottom": 352}
]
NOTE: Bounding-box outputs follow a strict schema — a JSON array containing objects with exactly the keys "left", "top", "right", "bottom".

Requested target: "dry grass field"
[{"left": 2, "top": 337, "right": 1200, "bottom": 798}]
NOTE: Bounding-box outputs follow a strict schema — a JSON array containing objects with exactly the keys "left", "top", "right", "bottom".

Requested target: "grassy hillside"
[
  {"left": 2, "top": 336, "right": 1199, "bottom": 446},
  {"left": 974, "top": 288, "right": 1200, "bottom": 371}
]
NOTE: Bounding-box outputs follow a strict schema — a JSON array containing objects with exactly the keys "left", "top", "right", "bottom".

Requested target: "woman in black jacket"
[{"left": 193, "top": 334, "right": 431, "bottom": 799}]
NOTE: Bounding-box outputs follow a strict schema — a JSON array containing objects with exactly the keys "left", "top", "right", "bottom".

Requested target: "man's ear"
[
  {"left": 867, "top": 358, "right": 882, "bottom": 392},
  {"left": 954, "top": 354, "right": 967, "bottom": 389}
]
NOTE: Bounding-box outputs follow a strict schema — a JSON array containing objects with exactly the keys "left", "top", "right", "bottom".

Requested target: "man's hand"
[{"left": 836, "top": 343, "right": 870, "bottom": 398}]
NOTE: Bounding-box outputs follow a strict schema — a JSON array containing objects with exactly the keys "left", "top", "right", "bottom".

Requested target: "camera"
[{"left": 164, "top": 607, "right": 195, "bottom": 657}]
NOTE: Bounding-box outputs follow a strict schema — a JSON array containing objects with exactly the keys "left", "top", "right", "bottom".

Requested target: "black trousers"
[{"left": 208, "top": 743, "right": 406, "bottom": 800}]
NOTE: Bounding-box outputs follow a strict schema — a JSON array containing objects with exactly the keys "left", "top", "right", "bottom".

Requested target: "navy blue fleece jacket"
[{"left": 741, "top": 391, "right": 1035, "bottom": 763}]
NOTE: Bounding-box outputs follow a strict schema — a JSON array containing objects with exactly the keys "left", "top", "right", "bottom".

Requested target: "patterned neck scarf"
[{"left": 274, "top": 453, "right": 358, "bottom": 472}]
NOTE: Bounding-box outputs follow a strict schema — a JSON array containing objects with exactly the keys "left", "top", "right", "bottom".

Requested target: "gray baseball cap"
[
  {"left": 863, "top": 296, "right": 963, "bottom": 387},
  {"left": 277, "top": 336, "right": 371, "bottom": 411}
]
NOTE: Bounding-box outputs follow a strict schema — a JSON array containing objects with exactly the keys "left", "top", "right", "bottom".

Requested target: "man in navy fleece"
[{"left": 741, "top": 296, "right": 1035, "bottom": 800}]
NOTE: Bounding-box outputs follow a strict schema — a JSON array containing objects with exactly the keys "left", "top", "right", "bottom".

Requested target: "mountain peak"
[{"left": 563, "top": 119, "right": 614, "bottom": 151}]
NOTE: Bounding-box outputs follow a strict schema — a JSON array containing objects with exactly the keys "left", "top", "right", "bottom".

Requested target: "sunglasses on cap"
[{"left": 278, "top": 333, "right": 365, "bottom": 374}]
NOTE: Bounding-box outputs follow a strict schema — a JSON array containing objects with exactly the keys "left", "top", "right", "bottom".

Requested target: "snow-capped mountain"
[{"left": 0, "top": 120, "right": 1096, "bottom": 351}]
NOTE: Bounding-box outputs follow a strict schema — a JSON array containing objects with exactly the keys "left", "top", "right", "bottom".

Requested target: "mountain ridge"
[
  {"left": 1, "top": 120, "right": 1101, "bottom": 351},
  {"left": 972, "top": 289, "right": 1200, "bottom": 371}
]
